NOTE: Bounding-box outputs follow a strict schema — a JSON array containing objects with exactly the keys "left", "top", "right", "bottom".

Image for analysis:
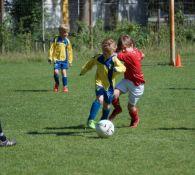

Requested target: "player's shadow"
[
  {"left": 156, "top": 127, "right": 195, "bottom": 131},
  {"left": 142, "top": 62, "right": 170, "bottom": 67},
  {"left": 168, "top": 87, "right": 195, "bottom": 91},
  {"left": 88, "top": 136, "right": 109, "bottom": 139},
  {"left": 44, "top": 124, "right": 86, "bottom": 130},
  {"left": 115, "top": 124, "right": 131, "bottom": 129},
  {"left": 14, "top": 89, "right": 51, "bottom": 92},
  {"left": 27, "top": 124, "right": 93, "bottom": 137},
  {"left": 27, "top": 130, "right": 93, "bottom": 137}
]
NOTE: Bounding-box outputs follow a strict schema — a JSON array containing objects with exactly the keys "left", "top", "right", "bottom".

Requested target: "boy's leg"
[
  {"left": 109, "top": 79, "right": 128, "bottom": 121},
  {"left": 100, "top": 89, "right": 113, "bottom": 120},
  {"left": 88, "top": 98, "right": 102, "bottom": 121},
  {"left": 87, "top": 96, "right": 103, "bottom": 129},
  {"left": 109, "top": 89, "right": 122, "bottom": 121},
  {"left": 53, "top": 69, "right": 59, "bottom": 92},
  {"left": 62, "top": 69, "right": 68, "bottom": 92},
  {"left": 128, "top": 105, "right": 140, "bottom": 128},
  {"left": 61, "top": 61, "right": 69, "bottom": 92},
  {"left": 100, "top": 106, "right": 110, "bottom": 120},
  {"left": 128, "top": 83, "right": 144, "bottom": 128}
]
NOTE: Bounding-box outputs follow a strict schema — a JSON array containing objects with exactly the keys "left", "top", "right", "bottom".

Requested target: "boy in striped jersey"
[
  {"left": 80, "top": 38, "right": 126, "bottom": 129},
  {"left": 48, "top": 24, "right": 73, "bottom": 93}
]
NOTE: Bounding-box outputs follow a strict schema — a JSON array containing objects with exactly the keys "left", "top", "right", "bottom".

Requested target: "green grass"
[{"left": 0, "top": 53, "right": 194, "bottom": 175}]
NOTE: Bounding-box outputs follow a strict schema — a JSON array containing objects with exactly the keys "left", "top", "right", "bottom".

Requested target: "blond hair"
[
  {"left": 101, "top": 38, "right": 117, "bottom": 54},
  {"left": 59, "top": 24, "right": 70, "bottom": 32}
]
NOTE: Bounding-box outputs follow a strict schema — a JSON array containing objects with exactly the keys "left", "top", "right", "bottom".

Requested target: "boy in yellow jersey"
[
  {"left": 48, "top": 24, "right": 73, "bottom": 92},
  {"left": 80, "top": 38, "right": 126, "bottom": 129}
]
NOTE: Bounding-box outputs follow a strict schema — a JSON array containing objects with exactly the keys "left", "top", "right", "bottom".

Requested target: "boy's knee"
[
  {"left": 128, "top": 103, "right": 137, "bottom": 113},
  {"left": 96, "top": 96, "right": 104, "bottom": 105},
  {"left": 114, "top": 89, "right": 121, "bottom": 98},
  {"left": 54, "top": 70, "right": 59, "bottom": 75},
  {"left": 62, "top": 69, "right": 67, "bottom": 75}
]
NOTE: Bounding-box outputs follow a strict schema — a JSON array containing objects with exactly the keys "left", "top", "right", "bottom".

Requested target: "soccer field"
[{"left": 0, "top": 56, "right": 194, "bottom": 175}]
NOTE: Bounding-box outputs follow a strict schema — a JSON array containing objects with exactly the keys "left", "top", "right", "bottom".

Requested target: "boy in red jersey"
[{"left": 109, "top": 35, "right": 145, "bottom": 128}]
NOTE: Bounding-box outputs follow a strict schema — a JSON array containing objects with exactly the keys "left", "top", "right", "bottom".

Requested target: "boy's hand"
[
  {"left": 69, "top": 63, "right": 72, "bottom": 67},
  {"left": 113, "top": 67, "right": 117, "bottom": 72}
]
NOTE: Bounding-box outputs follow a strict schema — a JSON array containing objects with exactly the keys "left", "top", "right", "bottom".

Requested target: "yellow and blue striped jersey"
[
  {"left": 49, "top": 36, "right": 73, "bottom": 64},
  {"left": 80, "top": 54, "right": 126, "bottom": 90}
]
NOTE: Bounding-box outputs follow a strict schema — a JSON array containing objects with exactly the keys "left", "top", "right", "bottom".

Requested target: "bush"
[
  {"left": 1, "top": 17, "right": 195, "bottom": 60},
  {"left": 72, "top": 20, "right": 150, "bottom": 52}
]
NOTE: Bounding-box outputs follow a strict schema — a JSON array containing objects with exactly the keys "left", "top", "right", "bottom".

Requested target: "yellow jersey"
[
  {"left": 49, "top": 36, "right": 73, "bottom": 64},
  {"left": 80, "top": 54, "right": 126, "bottom": 90}
]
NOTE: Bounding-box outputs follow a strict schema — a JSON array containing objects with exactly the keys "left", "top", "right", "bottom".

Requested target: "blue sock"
[
  {"left": 88, "top": 100, "right": 101, "bottom": 121},
  {"left": 62, "top": 77, "right": 67, "bottom": 87},
  {"left": 100, "top": 108, "right": 110, "bottom": 120},
  {"left": 54, "top": 73, "right": 59, "bottom": 85}
]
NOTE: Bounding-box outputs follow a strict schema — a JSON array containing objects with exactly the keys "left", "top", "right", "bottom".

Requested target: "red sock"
[
  {"left": 109, "top": 98, "right": 122, "bottom": 121},
  {"left": 129, "top": 109, "right": 140, "bottom": 127}
]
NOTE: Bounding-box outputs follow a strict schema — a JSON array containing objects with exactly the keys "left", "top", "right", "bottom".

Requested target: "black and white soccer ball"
[{"left": 95, "top": 120, "right": 115, "bottom": 138}]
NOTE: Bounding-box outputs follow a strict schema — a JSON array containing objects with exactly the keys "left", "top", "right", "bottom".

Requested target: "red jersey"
[{"left": 117, "top": 48, "right": 145, "bottom": 86}]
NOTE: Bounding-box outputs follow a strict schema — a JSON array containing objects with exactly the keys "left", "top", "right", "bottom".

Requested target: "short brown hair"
[
  {"left": 117, "top": 35, "right": 135, "bottom": 51},
  {"left": 101, "top": 38, "right": 117, "bottom": 54},
  {"left": 59, "top": 24, "right": 69, "bottom": 32}
]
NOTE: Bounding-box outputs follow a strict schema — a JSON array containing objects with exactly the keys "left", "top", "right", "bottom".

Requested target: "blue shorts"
[
  {"left": 54, "top": 60, "right": 69, "bottom": 70},
  {"left": 95, "top": 86, "right": 114, "bottom": 104}
]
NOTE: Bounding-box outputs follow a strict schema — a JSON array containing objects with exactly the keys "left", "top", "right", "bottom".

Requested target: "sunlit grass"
[{"left": 0, "top": 50, "right": 194, "bottom": 175}]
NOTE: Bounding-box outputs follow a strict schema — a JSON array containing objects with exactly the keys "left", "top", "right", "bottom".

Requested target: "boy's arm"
[
  {"left": 67, "top": 42, "right": 73, "bottom": 65},
  {"left": 134, "top": 48, "right": 144, "bottom": 61},
  {"left": 117, "top": 52, "right": 125, "bottom": 62},
  {"left": 80, "top": 58, "right": 97, "bottom": 75},
  {"left": 140, "top": 51, "right": 145, "bottom": 60},
  {"left": 113, "top": 57, "right": 126, "bottom": 73},
  {"left": 48, "top": 41, "right": 55, "bottom": 62}
]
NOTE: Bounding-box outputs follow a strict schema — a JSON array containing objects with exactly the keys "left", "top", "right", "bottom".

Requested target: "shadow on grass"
[
  {"left": 156, "top": 127, "right": 195, "bottom": 131},
  {"left": 14, "top": 89, "right": 51, "bottom": 92},
  {"left": 88, "top": 136, "right": 109, "bottom": 139},
  {"left": 115, "top": 125, "right": 130, "bottom": 129},
  {"left": 168, "top": 87, "right": 195, "bottom": 91},
  {"left": 44, "top": 124, "right": 86, "bottom": 130},
  {"left": 45, "top": 124, "right": 134, "bottom": 130},
  {"left": 142, "top": 62, "right": 170, "bottom": 67},
  {"left": 27, "top": 124, "right": 95, "bottom": 137},
  {"left": 27, "top": 130, "right": 93, "bottom": 137}
]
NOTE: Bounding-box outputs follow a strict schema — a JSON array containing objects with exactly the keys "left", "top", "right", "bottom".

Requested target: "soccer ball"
[{"left": 95, "top": 120, "right": 115, "bottom": 138}]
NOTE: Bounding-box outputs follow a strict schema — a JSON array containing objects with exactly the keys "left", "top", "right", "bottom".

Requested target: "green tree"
[
  {"left": 11, "top": 0, "right": 42, "bottom": 34},
  {"left": 104, "top": 0, "right": 119, "bottom": 30}
]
